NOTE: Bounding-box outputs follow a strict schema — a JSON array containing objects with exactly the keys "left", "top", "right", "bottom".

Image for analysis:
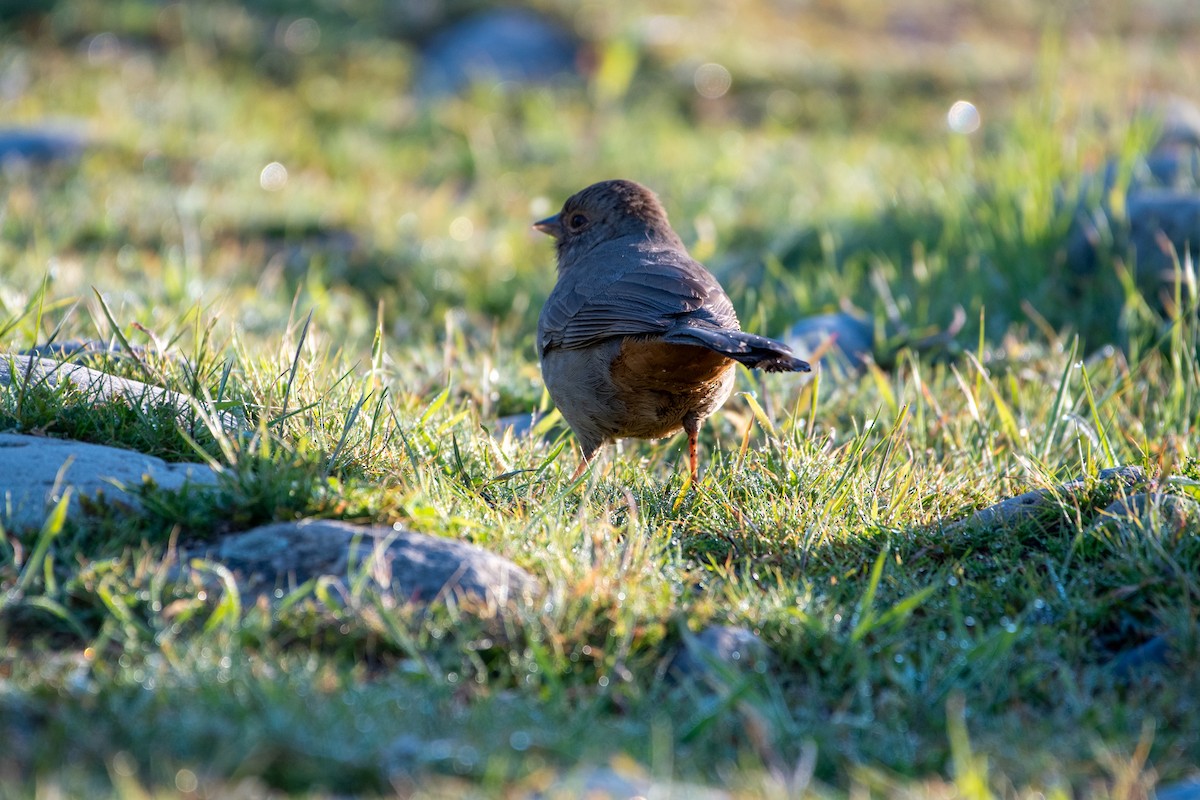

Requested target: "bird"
[{"left": 533, "top": 179, "right": 811, "bottom": 481}]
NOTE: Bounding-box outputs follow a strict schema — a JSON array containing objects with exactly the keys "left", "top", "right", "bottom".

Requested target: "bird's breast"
[{"left": 611, "top": 338, "right": 732, "bottom": 390}]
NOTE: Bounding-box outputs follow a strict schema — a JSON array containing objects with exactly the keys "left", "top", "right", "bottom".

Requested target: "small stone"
[
  {"left": 0, "top": 354, "right": 242, "bottom": 431},
  {"left": 182, "top": 519, "right": 540, "bottom": 607},
  {"left": 1091, "top": 492, "right": 1200, "bottom": 539},
  {"left": 492, "top": 411, "right": 545, "bottom": 440},
  {"left": 0, "top": 125, "right": 87, "bottom": 166},
  {"left": 669, "top": 624, "right": 771, "bottom": 679},
  {"left": 1106, "top": 635, "right": 1173, "bottom": 683},
  {"left": 20, "top": 339, "right": 154, "bottom": 362},
  {"left": 944, "top": 465, "right": 1146, "bottom": 533},
  {"left": 1138, "top": 95, "right": 1200, "bottom": 189},
  {"left": 1062, "top": 95, "right": 1200, "bottom": 295},
  {"left": 1094, "top": 465, "right": 1148, "bottom": 487},
  {"left": 1155, "top": 778, "right": 1200, "bottom": 800},
  {"left": 784, "top": 312, "right": 874, "bottom": 378},
  {"left": 1127, "top": 190, "right": 1200, "bottom": 296},
  {"left": 0, "top": 433, "right": 217, "bottom": 532},
  {"left": 415, "top": 9, "right": 582, "bottom": 98},
  {"left": 533, "top": 764, "right": 731, "bottom": 800}
]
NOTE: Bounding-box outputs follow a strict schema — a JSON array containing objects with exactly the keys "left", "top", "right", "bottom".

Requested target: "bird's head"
[{"left": 533, "top": 179, "right": 683, "bottom": 267}]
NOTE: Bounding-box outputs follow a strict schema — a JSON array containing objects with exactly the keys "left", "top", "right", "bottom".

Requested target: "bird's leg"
[
  {"left": 569, "top": 457, "right": 590, "bottom": 482},
  {"left": 571, "top": 442, "right": 602, "bottom": 482},
  {"left": 683, "top": 415, "right": 702, "bottom": 482}
]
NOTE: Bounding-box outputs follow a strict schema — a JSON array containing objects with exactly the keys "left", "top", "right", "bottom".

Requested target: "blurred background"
[{"left": 1, "top": 0, "right": 1199, "bottom": 377}]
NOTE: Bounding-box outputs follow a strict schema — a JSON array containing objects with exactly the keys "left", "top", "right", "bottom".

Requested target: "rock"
[
  {"left": 1064, "top": 95, "right": 1200, "bottom": 297},
  {"left": 1106, "top": 635, "right": 1173, "bottom": 683},
  {"left": 492, "top": 411, "right": 546, "bottom": 440},
  {"left": 0, "top": 355, "right": 241, "bottom": 431},
  {"left": 784, "top": 312, "right": 874, "bottom": 377},
  {"left": 415, "top": 9, "right": 582, "bottom": 98},
  {"left": 669, "top": 624, "right": 771, "bottom": 679},
  {"left": 181, "top": 519, "right": 540, "bottom": 607},
  {"left": 1090, "top": 491, "right": 1200, "bottom": 539},
  {"left": 0, "top": 433, "right": 217, "bottom": 532},
  {"left": 1145, "top": 148, "right": 1200, "bottom": 191},
  {"left": 533, "top": 764, "right": 730, "bottom": 800},
  {"left": 1156, "top": 778, "right": 1200, "bottom": 800},
  {"left": 1127, "top": 190, "right": 1200, "bottom": 295},
  {"left": 1093, "top": 466, "right": 1148, "bottom": 486},
  {"left": 1143, "top": 94, "right": 1200, "bottom": 189},
  {"left": 0, "top": 125, "right": 87, "bottom": 166},
  {"left": 19, "top": 339, "right": 154, "bottom": 362},
  {"left": 945, "top": 465, "right": 1146, "bottom": 533}
]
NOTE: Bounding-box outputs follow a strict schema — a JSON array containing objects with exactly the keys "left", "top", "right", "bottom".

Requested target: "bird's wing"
[{"left": 538, "top": 246, "right": 739, "bottom": 353}]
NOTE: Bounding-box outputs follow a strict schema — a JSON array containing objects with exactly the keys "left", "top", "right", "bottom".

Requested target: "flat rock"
[
  {"left": 945, "top": 466, "right": 1146, "bottom": 533},
  {"left": 1064, "top": 95, "right": 1200, "bottom": 290},
  {"left": 182, "top": 519, "right": 540, "bottom": 607},
  {"left": 0, "top": 354, "right": 241, "bottom": 431},
  {"left": 416, "top": 8, "right": 581, "bottom": 98},
  {"left": 784, "top": 312, "right": 874, "bottom": 378},
  {"left": 669, "top": 624, "right": 771, "bottom": 680},
  {"left": 1156, "top": 778, "right": 1200, "bottom": 800},
  {"left": 19, "top": 339, "right": 154, "bottom": 362},
  {"left": 532, "top": 765, "right": 730, "bottom": 800},
  {"left": 1144, "top": 94, "right": 1200, "bottom": 179},
  {"left": 1106, "top": 635, "right": 1173, "bottom": 683},
  {"left": 0, "top": 433, "right": 217, "bottom": 532},
  {"left": 1090, "top": 491, "right": 1200, "bottom": 539},
  {"left": 0, "top": 125, "right": 87, "bottom": 166},
  {"left": 1127, "top": 190, "right": 1200, "bottom": 294},
  {"left": 491, "top": 411, "right": 548, "bottom": 440}
]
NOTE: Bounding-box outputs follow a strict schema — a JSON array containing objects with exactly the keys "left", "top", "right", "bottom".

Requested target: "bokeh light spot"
[
  {"left": 175, "top": 769, "right": 199, "bottom": 793},
  {"left": 86, "top": 32, "right": 121, "bottom": 65},
  {"left": 259, "top": 162, "right": 288, "bottom": 191},
  {"left": 947, "top": 100, "right": 981, "bottom": 134},
  {"left": 449, "top": 216, "right": 475, "bottom": 241},
  {"left": 693, "top": 62, "right": 732, "bottom": 99},
  {"left": 284, "top": 18, "right": 321, "bottom": 55}
]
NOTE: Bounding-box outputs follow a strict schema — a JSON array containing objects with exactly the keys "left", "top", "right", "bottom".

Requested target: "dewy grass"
[{"left": 1, "top": 0, "right": 1199, "bottom": 796}]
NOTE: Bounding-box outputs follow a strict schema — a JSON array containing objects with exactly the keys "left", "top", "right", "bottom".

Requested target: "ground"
[{"left": 1, "top": 1, "right": 1199, "bottom": 797}]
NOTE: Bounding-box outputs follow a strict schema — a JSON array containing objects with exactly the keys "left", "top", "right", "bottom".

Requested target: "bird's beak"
[{"left": 532, "top": 213, "right": 563, "bottom": 239}]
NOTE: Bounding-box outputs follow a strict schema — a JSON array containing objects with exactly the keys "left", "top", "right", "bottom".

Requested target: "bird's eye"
[{"left": 568, "top": 213, "right": 588, "bottom": 230}]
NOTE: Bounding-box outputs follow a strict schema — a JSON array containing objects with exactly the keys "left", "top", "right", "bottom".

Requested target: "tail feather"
[{"left": 663, "top": 325, "right": 811, "bottom": 373}]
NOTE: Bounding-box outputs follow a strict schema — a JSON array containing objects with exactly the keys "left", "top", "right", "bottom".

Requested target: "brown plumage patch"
[
  {"left": 608, "top": 338, "right": 735, "bottom": 439},
  {"left": 612, "top": 339, "right": 731, "bottom": 390}
]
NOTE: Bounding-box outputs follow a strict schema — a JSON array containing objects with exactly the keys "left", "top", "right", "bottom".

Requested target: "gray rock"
[
  {"left": 1064, "top": 96, "right": 1200, "bottom": 289},
  {"left": 1156, "top": 778, "right": 1200, "bottom": 800},
  {"left": 670, "top": 624, "right": 771, "bottom": 679},
  {"left": 0, "top": 433, "right": 217, "bottom": 532},
  {"left": 1145, "top": 149, "right": 1200, "bottom": 190},
  {"left": 1090, "top": 491, "right": 1200, "bottom": 538},
  {"left": 492, "top": 411, "right": 548, "bottom": 440},
  {"left": 1106, "top": 635, "right": 1173, "bottom": 682},
  {"left": 784, "top": 312, "right": 874, "bottom": 377},
  {"left": 0, "top": 354, "right": 241, "bottom": 431},
  {"left": 0, "top": 125, "right": 87, "bottom": 166},
  {"left": 945, "top": 465, "right": 1146, "bottom": 533},
  {"left": 1145, "top": 94, "right": 1200, "bottom": 151},
  {"left": 182, "top": 519, "right": 540, "bottom": 607},
  {"left": 19, "top": 339, "right": 153, "bottom": 362},
  {"left": 416, "top": 9, "right": 581, "bottom": 98},
  {"left": 1137, "top": 95, "right": 1200, "bottom": 189},
  {"left": 1127, "top": 190, "right": 1200, "bottom": 293},
  {"left": 533, "top": 765, "right": 730, "bottom": 800}
]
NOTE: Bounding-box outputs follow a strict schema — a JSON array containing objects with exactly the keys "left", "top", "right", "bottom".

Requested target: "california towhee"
[{"left": 534, "top": 179, "right": 810, "bottom": 480}]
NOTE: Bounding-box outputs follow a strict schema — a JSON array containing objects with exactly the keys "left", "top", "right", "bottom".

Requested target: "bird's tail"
[{"left": 664, "top": 325, "right": 811, "bottom": 373}]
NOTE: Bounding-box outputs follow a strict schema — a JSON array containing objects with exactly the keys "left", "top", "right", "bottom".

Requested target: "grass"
[{"left": 2, "top": 0, "right": 1200, "bottom": 796}]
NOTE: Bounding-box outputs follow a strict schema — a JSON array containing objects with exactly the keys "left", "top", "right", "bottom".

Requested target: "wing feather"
[{"left": 538, "top": 243, "right": 739, "bottom": 354}]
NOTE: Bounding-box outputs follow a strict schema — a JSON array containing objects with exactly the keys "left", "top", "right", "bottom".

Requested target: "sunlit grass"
[{"left": 1, "top": 0, "right": 1199, "bottom": 796}]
